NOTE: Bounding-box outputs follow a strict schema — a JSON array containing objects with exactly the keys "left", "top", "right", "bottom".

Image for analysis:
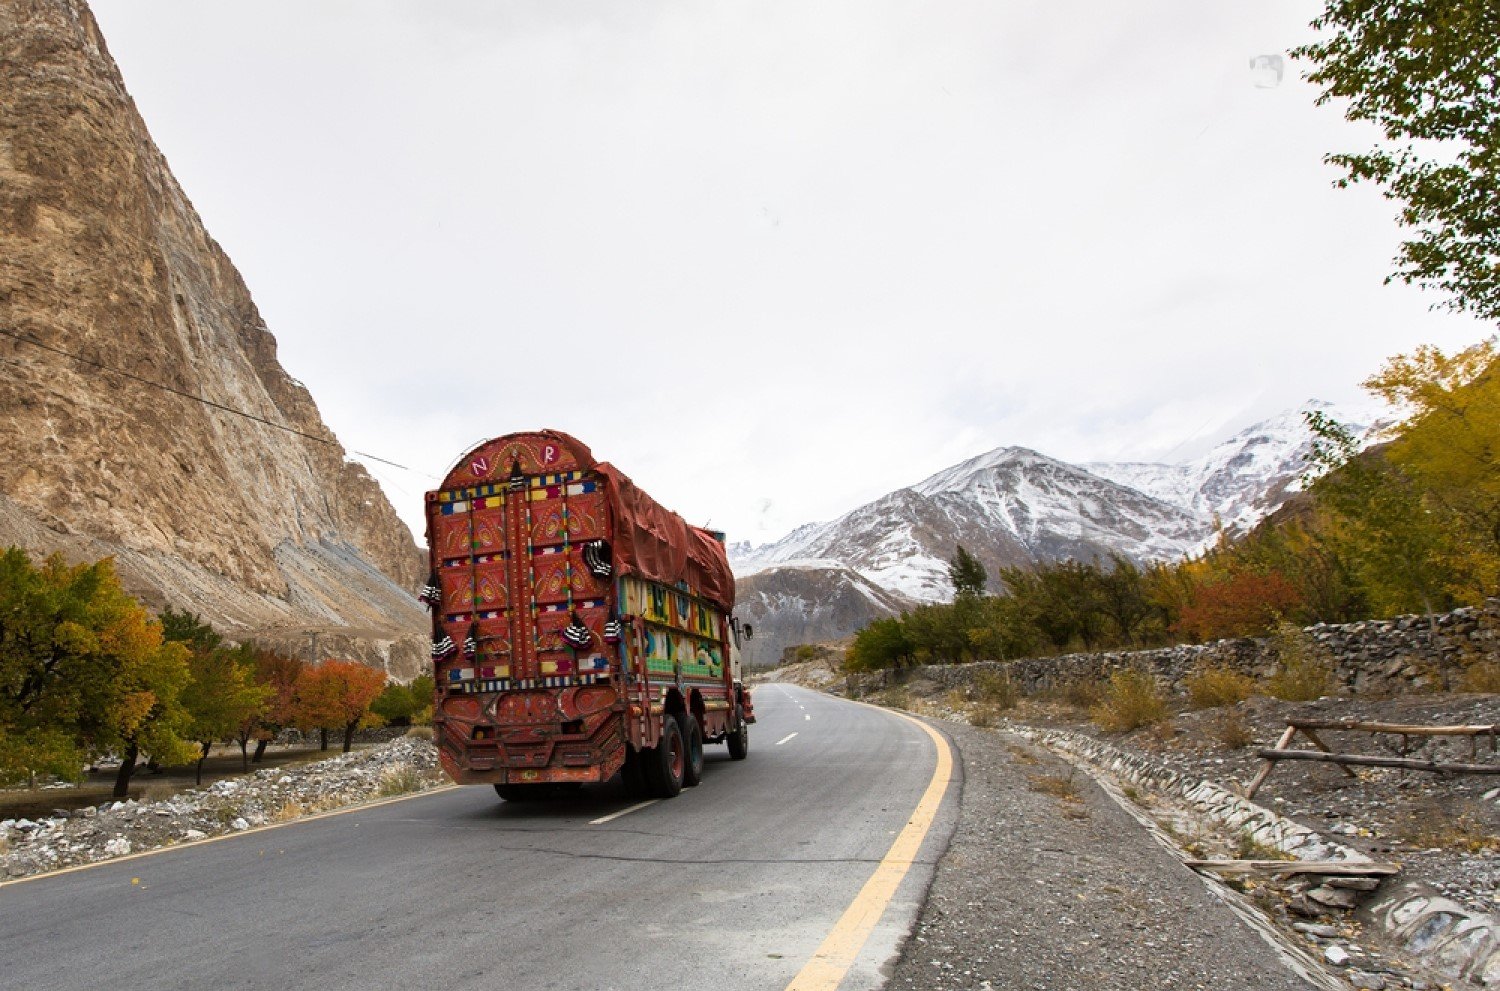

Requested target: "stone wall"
[{"left": 848, "top": 600, "right": 1499, "bottom": 698}]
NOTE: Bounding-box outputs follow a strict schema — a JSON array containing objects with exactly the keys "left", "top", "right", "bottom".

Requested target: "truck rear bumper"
[{"left": 437, "top": 721, "right": 627, "bottom": 787}]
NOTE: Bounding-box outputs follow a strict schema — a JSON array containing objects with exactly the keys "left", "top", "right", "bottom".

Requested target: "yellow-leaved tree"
[
  {"left": 1364, "top": 339, "right": 1500, "bottom": 603},
  {"left": 0, "top": 548, "right": 196, "bottom": 794}
]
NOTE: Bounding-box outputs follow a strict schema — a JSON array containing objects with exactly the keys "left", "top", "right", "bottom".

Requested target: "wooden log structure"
[
  {"left": 1287, "top": 719, "right": 1496, "bottom": 737},
  {"left": 1288, "top": 719, "right": 1497, "bottom": 759},
  {"left": 1243, "top": 718, "right": 1500, "bottom": 798},
  {"left": 1184, "top": 859, "right": 1401, "bottom": 877},
  {"left": 1254, "top": 748, "right": 1500, "bottom": 775}
]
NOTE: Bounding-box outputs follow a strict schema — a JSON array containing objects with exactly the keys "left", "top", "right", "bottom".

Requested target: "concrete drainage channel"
[{"left": 1013, "top": 725, "right": 1500, "bottom": 990}]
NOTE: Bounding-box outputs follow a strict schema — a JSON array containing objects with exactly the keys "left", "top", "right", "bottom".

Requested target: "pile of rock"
[{"left": 0, "top": 737, "right": 443, "bottom": 881}]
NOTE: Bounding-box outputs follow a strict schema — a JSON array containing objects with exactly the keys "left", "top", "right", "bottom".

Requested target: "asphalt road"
[{"left": 0, "top": 685, "right": 958, "bottom": 991}]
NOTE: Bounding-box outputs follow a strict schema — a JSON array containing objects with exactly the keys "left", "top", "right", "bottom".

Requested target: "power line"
[{"left": 0, "top": 326, "right": 436, "bottom": 478}]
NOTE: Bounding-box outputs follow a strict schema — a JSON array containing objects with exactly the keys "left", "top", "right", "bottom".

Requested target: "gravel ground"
[
  {"left": 885, "top": 722, "right": 1331, "bottom": 991},
  {"left": 1000, "top": 693, "right": 1500, "bottom": 919},
  {"left": 0, "top": 736, "right": 446, "bottom": 880},
  {"left": 759, "top": 659, "right": 1497, "bottom": 988}
]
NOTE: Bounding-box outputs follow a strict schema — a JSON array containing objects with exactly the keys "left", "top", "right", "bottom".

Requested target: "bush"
[
  {"left": 376, "top": 764, "right": 424, "bottom": 797},
  {"left": 403, "top": 725, "right": 435, "bottom": 742},
  {"left": 845, "top": 618, "right": 914, "bottom": 671},
  {"left": 973, "top": 669, "right": 1018, "bottom": 709},
  {"left": 1211, "top": 709, "right": 1255, "bottom": 750},
  {"left": 968, "top": 704, "right": 1004, "bottom": 728},
  {"left": 1184, "top": 666, "right": 1255, "bottom": 709},
  {"left": 1056, "top": 676, "right": 1105, "bottom": 710},
  {"left": 1090, "top": 669, "right": 1170, "bottom": 732},
  {"left": 1264, "top": 622, "right": 1335, "bottom": 701}
]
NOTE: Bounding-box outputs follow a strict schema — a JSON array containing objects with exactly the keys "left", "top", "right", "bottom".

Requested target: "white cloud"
[{"left": 90, "top": 0, "right": 1492, "bottom": 546}]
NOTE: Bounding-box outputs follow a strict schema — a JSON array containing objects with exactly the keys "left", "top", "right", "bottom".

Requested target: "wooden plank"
[
  {"left": 1296, "top": 726, "right": 1359, "bottom": 779},
  {"left": 1255, "top": 749, "right": 1500, "bottom": 774},
  {"left": 1184, "top": 859, "right": 1401, "bottom": 877},
  {"left": 1244, "top": 724, "right": 1297, "bottom": 799},
  {"left": 1288, "top": 719, "right": 1496, "bottom": 737}
]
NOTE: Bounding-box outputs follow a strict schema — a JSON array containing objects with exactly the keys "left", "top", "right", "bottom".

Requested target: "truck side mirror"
[{"left": 743, "top": 624, "right": 753, "bottom": 641}]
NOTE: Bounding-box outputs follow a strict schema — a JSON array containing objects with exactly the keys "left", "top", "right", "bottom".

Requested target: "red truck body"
[{"left": 423, "top": 429, "right": 752, "bottom": 800}]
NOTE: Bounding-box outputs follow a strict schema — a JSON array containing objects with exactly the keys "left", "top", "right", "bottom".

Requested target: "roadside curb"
[{"left": 1013, "top": 723, "right": 1500, "bottom": 989}]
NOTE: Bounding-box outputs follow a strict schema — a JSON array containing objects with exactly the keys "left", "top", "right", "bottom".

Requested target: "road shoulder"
[{"left": 885, "top": 722, "right": 1329, "bottom": 991}]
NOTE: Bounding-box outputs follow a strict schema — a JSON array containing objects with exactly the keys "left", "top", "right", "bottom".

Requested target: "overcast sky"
[{"left": 88, "top": 0, "right": 1490, "bottom": 547}]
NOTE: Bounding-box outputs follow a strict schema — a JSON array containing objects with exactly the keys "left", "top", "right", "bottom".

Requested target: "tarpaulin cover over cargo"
[{"left": 430, "top": 429, "right": 733, "bottom": 612}]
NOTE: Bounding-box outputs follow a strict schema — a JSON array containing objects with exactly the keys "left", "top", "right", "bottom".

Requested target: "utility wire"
[{"left": 0, "top": 326, "right": 436, "bottom": 478}]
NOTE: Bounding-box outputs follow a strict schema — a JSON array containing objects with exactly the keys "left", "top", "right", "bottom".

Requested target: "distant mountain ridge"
[{"left": 731, "top": 402, "right": 1378, "bottom": 663}]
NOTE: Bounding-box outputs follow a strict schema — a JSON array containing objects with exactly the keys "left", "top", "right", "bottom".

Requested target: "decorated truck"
[{"left": 421, "top": 429, "right": 754, "bottom": 801}]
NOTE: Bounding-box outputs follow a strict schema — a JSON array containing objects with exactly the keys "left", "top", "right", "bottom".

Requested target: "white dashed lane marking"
[{"left": 589, "top": 800, "right": 657, "bottom": 825}]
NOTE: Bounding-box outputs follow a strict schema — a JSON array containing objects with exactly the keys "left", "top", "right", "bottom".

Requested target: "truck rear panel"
[{"left": 424, "top": 430, "right": 736, "bottom": 788}]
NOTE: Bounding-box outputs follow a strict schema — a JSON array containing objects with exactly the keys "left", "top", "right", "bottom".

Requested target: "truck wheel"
[
  {"left": 644, "top": 717, "right": 685, "bottom": 798},
  {"left": 727, "top": 720, "right": 749, "bottom": 760},
  {"left": 678, "top": 713, "right": 704, "bottom": 787}
]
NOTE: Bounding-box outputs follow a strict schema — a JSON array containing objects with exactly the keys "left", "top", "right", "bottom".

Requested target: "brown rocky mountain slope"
[{"left": 0, "top": 0, "right": 428, "bottom": 677}]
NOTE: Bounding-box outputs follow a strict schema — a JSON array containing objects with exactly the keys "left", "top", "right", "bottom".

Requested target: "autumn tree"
[
  {"left": 296, "top": 660, "right": 388, "bottom": 753},
  {"left": 1294, "top": 2, "right": 1500, "bottom": 321},
  {"left": 1304, "top": 410, "right": 1456, "bottom": 616},
  {"left": 0, "top": 550, "right": 195, "bottom": 795},
  {"left": 99, "top": 606, "right": 197, "bottom": 798},
  {"left": 1176, "top": 571, "right": 1305, "bottom": 642},
  {"left": 1364, "top": 340, "right": 1500, "bottom": 600},
  {"left": 161, "top": 610, "right": 274, "bottom": 776},
  {"left": 1228, "top": 517, "right": 1366, "bottom": 624},
  {"left": 0, "top": 548, "right": 104, "bottom": 784},
  {"left": 249, "top": 647, "right": 305, "bottom": 762}
]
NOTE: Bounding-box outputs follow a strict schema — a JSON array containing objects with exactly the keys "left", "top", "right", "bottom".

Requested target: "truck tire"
[
  {"left": 727, "top": 720, "right": 749, "bottom": 760},
  {"left": 644, "top": 717, "right": 685, "bottom": 798},
  {"left": 678, "top": 713, "right": 704, "bottom": 787}
]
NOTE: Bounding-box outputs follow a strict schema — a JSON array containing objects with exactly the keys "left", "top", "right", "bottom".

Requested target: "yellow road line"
[
  {"left": 784, "top": 704, "right": 953, "bottom": 991},
  {"left": 0, "top": 783, "right": 457, "bottom": 891}
]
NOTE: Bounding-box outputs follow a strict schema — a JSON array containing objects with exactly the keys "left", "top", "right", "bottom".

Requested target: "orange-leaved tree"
[
  {"left": 1175, "top": 570, "right": 1304, "bottom": 642},
  {"left": 295, "top": 660, "right": 387, "bottom": 753},
  {"left": 249, "top": 647, "right": 305, "bottom": 763}
]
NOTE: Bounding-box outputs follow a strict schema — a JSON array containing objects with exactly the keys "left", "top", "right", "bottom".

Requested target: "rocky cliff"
[{"left": 0, "top": 0, "right": 429, "bottom": 677}]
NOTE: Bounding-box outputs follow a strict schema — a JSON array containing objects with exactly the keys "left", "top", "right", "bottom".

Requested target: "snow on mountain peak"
[{"left": 729, "top": 400, "right": 1386, "bottom": 662}]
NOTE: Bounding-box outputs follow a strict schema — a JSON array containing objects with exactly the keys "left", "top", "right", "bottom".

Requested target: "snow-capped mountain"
[
  {"left": 1086, "top": 401, "right": 1381, "bottom": 536},
  {"left": 731, "top": 402, "right": 1381, "bottom": 664},
  {"left": 735, "top": 448, "right": 1210, "bottom": 604}
]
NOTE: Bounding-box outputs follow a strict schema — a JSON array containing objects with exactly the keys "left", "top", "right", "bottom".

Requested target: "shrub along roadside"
[
  {"left": 1089, "top": 670, "right": 1170, "bottom": 733},
  {"left": 1184, "top": 666, "right": 1256, "bottom": 709}
]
